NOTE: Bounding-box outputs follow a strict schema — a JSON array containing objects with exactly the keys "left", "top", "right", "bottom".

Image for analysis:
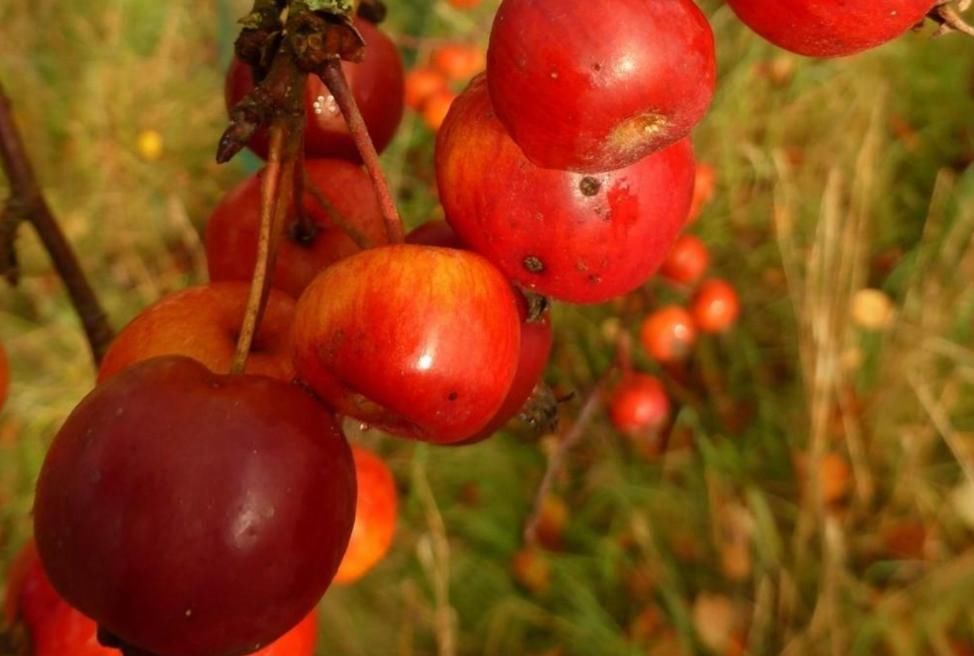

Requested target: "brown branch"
[
  {"left": 0, "top": 79, "right": 113, "bottom": 366},
  {"left": 319, "top": 58, "right": 404, "bottom": 244},
  {"left": 929, "top": 0, "right": 974, "bottom": 37},
  {"left": 523, "top": 371, "right": 611, "bottom": 545}
]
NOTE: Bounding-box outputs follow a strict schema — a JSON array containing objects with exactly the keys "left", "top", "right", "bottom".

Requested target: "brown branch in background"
[
  {"left": 523, "top": 370, "right": 611, "bottom": 545},
  {"left": 319, "top": 59, "right": 404, "bottom": 244},
  {"left": 928, "top": 0, "right": 974, "bottom": 37},
  {"left": 0, "top": 79, "right": 114, "bottom": 366}
]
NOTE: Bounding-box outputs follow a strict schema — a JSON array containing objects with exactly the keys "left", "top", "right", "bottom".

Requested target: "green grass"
[{"left": 2, "top": 1, "right": 974, "bottom": 655}]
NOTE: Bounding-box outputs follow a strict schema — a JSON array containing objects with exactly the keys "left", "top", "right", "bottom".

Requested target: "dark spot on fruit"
[
  {"left": 523, "top": 256, "right": 545, "bottom": 274},
  {"left": 448, "top": 391, "right": 459, "bottom": 401},
  {"left": 579, "top": 177, "right": 601, "bottom": 196},
  {"left": 592, "top": 63, "right": 602, "bottom": 72}
]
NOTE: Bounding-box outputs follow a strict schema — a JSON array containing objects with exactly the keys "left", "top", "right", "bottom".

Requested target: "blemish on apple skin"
[
  {"left": 579, "top": 177, "right": 602, "bottom": 197},
  {"left": 448, "top": 391, "right": 459, "bottom": 401},
  {"left": 523, "top": 256, "right": 545, "bottom": 274}
]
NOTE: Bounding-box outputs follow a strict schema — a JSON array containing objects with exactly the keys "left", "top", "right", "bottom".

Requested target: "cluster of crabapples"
[{"left": 7, "top": 0, "right": 955, "bottom": 654}]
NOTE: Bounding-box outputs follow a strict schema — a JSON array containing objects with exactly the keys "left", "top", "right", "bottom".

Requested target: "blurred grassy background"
[{"left": 2, "top": 1, "right": 974, "bottom": 655}]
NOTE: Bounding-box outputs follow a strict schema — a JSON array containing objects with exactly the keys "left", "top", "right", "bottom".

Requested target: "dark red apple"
[
  {"left": 225, "top": 18, "right": 405, "bottom": 161},
  {"left": 292, "top": 244, "right": 522, "bottom": 444},
  {"left": 486, "top": 0, "right": 715, "bottom": 172},
  {"left": 205, "top": 159, "right": 386, "bottom": 298},
  {"left": 436, "top": 75, "right": 695, "bottom": 304},
  {"left": 6, "top": 540, "right": 319, "bottom": 656},
  {"left": 97, "top": 282, "right": 296, "bottom": 384},
  {"left": 725, "top": 0, "right": 934, "bottom": 57},
  {"left": 33, "top": 357, "right": 355, "bottom": 656},
  {"left": 334, "top": 447, "right": 397, "bottom": 584}
]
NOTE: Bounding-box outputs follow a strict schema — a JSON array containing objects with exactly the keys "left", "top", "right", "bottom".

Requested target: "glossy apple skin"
[
  {"left": 660, "top": 234, "right": 710, "bottom": 286},
  {"left": 725, "top": 0, "right": 934, "bottom": 57},
  {"left": 486, "top": 0, "right": 715, "bottom": 172},
  {"left": 292, "top": 244, "right": 521, "bottom": 444},
  {"left": 334, "top": 447, "right": 398, "bottom": 584},
  {"left": 691, "top": 279, "right": 741, "bottom": 334},
  {"left": 97, "top": 282, "right": 296, "bottom": 384},
  {"left": 226, "top": 18, "right": 405, "bottom": 161},
  {"left": 206, "top": 160, "right": 386, "bottom": 298},
  {"left": 609, "top": 374, "right": 671, "bottom": 434},
  {"left": 640, "top": 306, "right": 697, "bottom": 363},
  {"left": 406, "top": 221, "right": 554, "bottom": 443},
  {"left": 6, "top": 541, "right": 318, "bottom": 656},
  {"left": 0, "top": 340, "right": 8, "bottom": 412},
  {"left": 436, "top": 76, "right": 695, "bottom": 304},
  {"left": 33, "top": 357, "right": 356, "bottom": 656}
]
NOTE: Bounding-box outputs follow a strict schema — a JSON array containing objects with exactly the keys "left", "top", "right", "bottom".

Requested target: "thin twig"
[
  {"left": 929, "top": 0, "right": 974, "bottom": 37},
  {"left": 0, "top": 79, "right": 113, "bottom": 366},
  {"left": 303, "top": 172, "right": 375, "bottom": 249},
  {"left": 523, "top": 372, "right": 610, "bottom": 545},
  {"left": 319, "top": 58, "right": 403, "bottom": 244}
]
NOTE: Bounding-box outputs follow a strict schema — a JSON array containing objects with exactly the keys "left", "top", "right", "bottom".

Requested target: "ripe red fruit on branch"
[
  {"left": 407, "top": 221, "right": 554, "bottom": 443},
  {"left": 97, "top": 282, "right": 296, "bottom": 383},
  {"left": 691, "top": 279, "right": 741, "bottom": 334},
  {"left": 640, "top": 306, "right": 697, "bottom": 363},
  {"left": 486, "top": 0, "right": 715, "bottom": 172},
  {"left": 292, "top": 244, "right": 521, "bottom": 444},
  {"left": 725, "top": 0, "right": 935, "bottom": 57},
  {"left": 33, "top": 357, "right": 356, "bottom": 656},
  {"left": 660, "top": 234, "right": 710, "bottom": 286},
  {"left": 609, "top": 374, "right": 671, "bottom": 434},
  {"left": 225, "top": 18, "right": 405, "bottom": 161},
  {"left": 205, "top": 160, "right": 386, "bottom": 297},
  {"left": 334, "top": 447, "right": 398, "bottom": 584},
  {"left": 436, "top": 76, "right": 695, "bottom": 304}
]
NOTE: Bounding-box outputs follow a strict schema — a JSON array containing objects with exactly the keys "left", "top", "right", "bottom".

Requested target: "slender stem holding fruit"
[
  {"left": 0, "top": 79, "right": 114, "bottom": 366},
  {"left": 304, "top": 173, "right": 376, "bottom": 249},
  {"left": 291, "top": 137, "right": 318, "bottom": 243},
  {"left": 319, "top": 58, "right": 404, "bottom": 244}
]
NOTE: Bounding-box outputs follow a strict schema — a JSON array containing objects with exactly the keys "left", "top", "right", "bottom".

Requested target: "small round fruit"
[
  {"left": 725, "top": 0, "right": 934, "bottom": 57},
  {"left": 405, "top": 67, "right": 449, "bottom": 110},
  {"left": 437, "top": 75, "right": 695, "bottom": 304},
  {"left": 406, "top": 221, "right": 554, "bottom": 444},
  {"left": 292, "top": 245, "right": 521, "bottom": 444},
  {"left": 34, "top": 357, "right": 356, "bottom": 656},
  {"left": 640, "top": 306, "right": 697, "bottom": 363},
  {"left": 486, "top": 0, "right": 715, "bottom": 172},
  {"left": 660, "top": 234, "right": 710, "bottom": 286},
  {"left": 609, "top": 374, "right": 670, "bottom": 434},
  {"left": 97, "top": 282, "right": 296, "bottom": 383},
  {"left": 448, "top": 0, "right": 482, "bottom": 8},
  {"left": 334, "top": 447, "right": 398, "bottom": 584},
  {"left": 225, "top": 18, "right": 404, "bottom": 160},
  {"left": 430, "top": 44, "right": 485, "bottom": 82},
  {"left": 0, "top": 340, "right": 8, "bottom": 412},
  {"left": 205, "top": 159, "right": 386, "bottom": 298},
  {"left": 422, "top": 89, "right": 457, "bottom": 132},
  {"left": 690, "top": 279, "right": 741, "bottom": 334},
  {"left": 4, "top": 540, "right": 59, "bottom": 631}
]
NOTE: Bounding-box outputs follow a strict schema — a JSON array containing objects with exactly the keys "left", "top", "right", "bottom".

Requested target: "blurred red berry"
[
  {"left": 405, "top": 67, "right": 449, "bottom": 111},
  {"left": 688, "top": 163, "right": 716, "bottom": 223},
  {"left": 660, "top": 234, "right": 710, "bottom": 286},
  {"left": 690, "top": 279, "right": 740, "bottom": 334},
  {"left": 609, "top": 375, "right": 670, "bottom": 434},
  {"left": 430, "top": 44, "right": 485, "bottom": 82},
  {"left": 640, "top": 306, "right": 697, "bottom": 363}
]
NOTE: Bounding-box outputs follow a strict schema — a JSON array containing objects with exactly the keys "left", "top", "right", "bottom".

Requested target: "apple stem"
[
  {"left": 291, "top": 146, "right": 318, "bottom": 244},
  {"left": 319, "top": 58, "right": 404, "bottom": 244},
  {"left": 0, "top": 78, "right": 114, "bottom": 366}
]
